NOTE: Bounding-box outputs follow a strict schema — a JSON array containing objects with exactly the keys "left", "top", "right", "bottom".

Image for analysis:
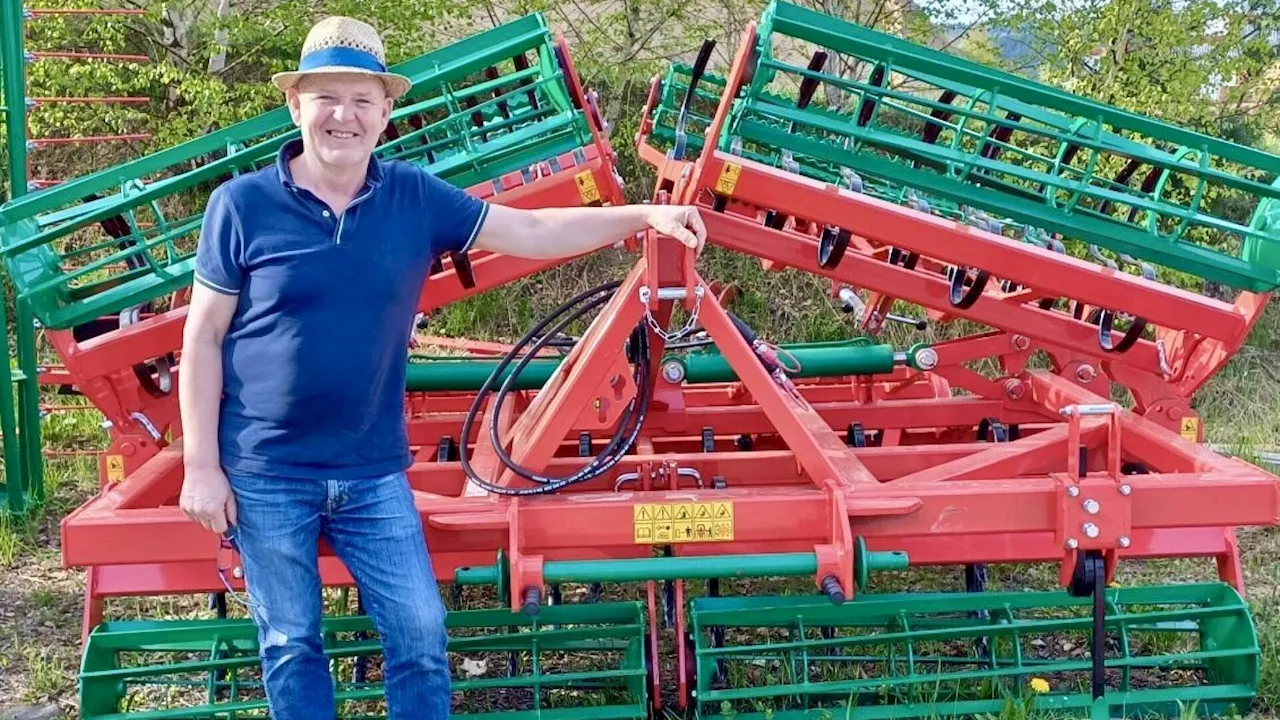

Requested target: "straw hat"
[{"left": 271, "top": 16, "right": 411, "bottom": 99}]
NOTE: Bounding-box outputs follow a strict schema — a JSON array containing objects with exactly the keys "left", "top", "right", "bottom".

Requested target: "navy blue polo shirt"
[{"left": 194, "top": 138, "right": 488, "bottom": 480}]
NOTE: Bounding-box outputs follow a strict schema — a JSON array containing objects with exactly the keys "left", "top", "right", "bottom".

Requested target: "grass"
[{"left": 1, "top": 272, "right": 1280, "bottom": 719}]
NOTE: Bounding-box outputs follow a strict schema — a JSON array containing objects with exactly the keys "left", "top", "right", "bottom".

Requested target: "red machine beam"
[
  {"left": 28, "top": 134, "right": 150, "bottom": 146},
  {"left": 701, "top": 210, "right": 1170, "bottom": 374},
  {"left": 409, "top": 397, "right": 1049, "bottom": 442},
  {"left": 62, "top": 469, "right": 1276, "bottom": 567},
  {"left": 28, "top": 94, "right": 150, "bottom": 102},
  {"left": 29, "top": 53, "right": 149, "bottom": 62},
  {"left": 696, "top": 154, "right": 1248, "bottom": 344},
  {"left": 27, "top": 8, "right": 146, "bottom": 15}
]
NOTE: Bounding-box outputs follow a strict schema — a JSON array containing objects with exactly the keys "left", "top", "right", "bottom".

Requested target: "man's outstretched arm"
[
  {"left": 178, "top": 282, "right": 240, "bottom": 534},
  {"left": 472, "top": 203, "right": 706, "bottom": 259}
]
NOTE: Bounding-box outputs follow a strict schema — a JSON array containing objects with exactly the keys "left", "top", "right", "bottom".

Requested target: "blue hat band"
[{"left": 297, "top": 46, "right": 387, "bottom": 74}]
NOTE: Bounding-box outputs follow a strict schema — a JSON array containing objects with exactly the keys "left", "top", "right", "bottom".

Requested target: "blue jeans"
[{"left": 223, "top": 469, "right": 451, "bottom": 719}]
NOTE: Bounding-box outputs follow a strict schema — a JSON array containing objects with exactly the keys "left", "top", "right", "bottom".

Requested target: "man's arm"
[
  {"left": 472, "top": 203, "right": 706, "bottom": 259},
  {"left": 178, "top": 283, "right": 239, "bottom": 534}
]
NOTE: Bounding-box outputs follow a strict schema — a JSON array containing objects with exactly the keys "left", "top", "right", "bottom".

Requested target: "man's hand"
[
  {"left": 180, "top": 465, "right": 238, "bottom": 535},
  {"left": 644, "top": 205, "right": 706, "bottom": 254}
]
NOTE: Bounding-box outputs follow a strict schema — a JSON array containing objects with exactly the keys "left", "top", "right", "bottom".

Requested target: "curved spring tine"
[
  {"left": 1088, "top": 244, "right": 1119, "bottom": 271},
  {"left": 672, "top": 39, "right": 716, "bottom": 161},
  {"left": 1118, "top": 252, "right": 1157, "bottom": 281}
]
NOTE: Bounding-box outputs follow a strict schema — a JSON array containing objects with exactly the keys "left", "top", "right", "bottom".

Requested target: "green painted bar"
[
  {"left": 456, "top": 553, "right": 820, "bottom": 586},
  {"left": 406, "top": 341, "right": 905, "bottom": 391},
  {"left": 1, "top": 0, "right": 26, "bottom": 199},
  {"left": 455, "top": 548, "right": 908, "bottom": 586}
]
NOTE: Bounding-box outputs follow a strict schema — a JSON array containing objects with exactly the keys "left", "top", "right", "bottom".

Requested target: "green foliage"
[{"left": 1001, "top": 0, "right": 1280, "bottom": 137}]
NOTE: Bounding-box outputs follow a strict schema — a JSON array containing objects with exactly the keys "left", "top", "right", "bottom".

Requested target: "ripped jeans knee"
[{"left": 222, "top": 471, "right": 336, "bottom": 720}]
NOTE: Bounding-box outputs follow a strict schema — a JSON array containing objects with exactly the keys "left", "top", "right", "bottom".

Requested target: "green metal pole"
[
  {"left": 2, "top": 0, "right": 26, "bottom": 198},
  {"left": 406, "top": 341, "right": 918, "bottom": 392},
  {"left": 0, "top": 293, "right": 23, "bottom": 514},
  {"left": 15, "top": 299, "right": 40, "bottom": 505},
  {"left": 0, "top": 1, "right": 26, "bottom": 514}
]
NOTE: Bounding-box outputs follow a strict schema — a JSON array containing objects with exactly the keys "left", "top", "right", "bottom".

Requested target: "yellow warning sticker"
[
  {"left": 634, "top": 501, "right": 734, "bottom": 544},
  {"left": 105, "top": 455, "right": 125, "bottom": 483},
  {"left": 715, "top": 162, "right": 742, "bottom": 196},
  {"left": 574, "top": 170, "right": 601, "bottom": 204},
  {"left": 1180, "top": 416, "right": 1200, "bottom": 442}
]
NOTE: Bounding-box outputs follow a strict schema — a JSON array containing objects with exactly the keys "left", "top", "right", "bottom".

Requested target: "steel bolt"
[
  {"left": 1065, "top": 538, "right": 1079, "bottom": 549},
  {"left": 1083, "top": 522, "right": 1100, "bottom": 539},
  {"left": 1011, "top": 335, "right": 1031, "bottom": 351},
  {"left": 233, "top": 566, "right": 243, "bottom": 579},
  {"left": 1119, "top": 484, "right": 1131, "bottom": 496},
  {"left": 1067, "top": 486, "right": 1080, "bottom": 497},
  {"left": 661, "top": 360, "right": 685, "bottom": 383},
  {"left": 1118, "top": 536, "right": 1131, "bottom": 548},
  {"left": 1083, "top": 499, "right": 1100, "bottom": 515},
  {"left": 1076, "top": 365, "right": 1096, "bottom": 383},
  {"left": 1003, "top": 378, "right": 1026, "bottom": 400},
  {"left": 913, "top": 347, "right": 939, "bottom": 370}
]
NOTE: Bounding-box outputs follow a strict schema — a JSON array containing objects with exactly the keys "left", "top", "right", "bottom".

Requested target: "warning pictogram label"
[
  {"left": 105, "top": 455, "right": 125, "bottom": 483},
  {"left": 634, "top": 524, "right": 653, "bottom": 543},
  {"left": 1180, "top": 416, "right": 1200, "bottom": 442},
  {"left": 574, "top": 170, "right": 601, "bottom": 204},
  {"left": 633, "top": 501, "right": 734, "bottom": 544},
  {"left": 715, "top": 162, "right": 742, "bottom": 196}
]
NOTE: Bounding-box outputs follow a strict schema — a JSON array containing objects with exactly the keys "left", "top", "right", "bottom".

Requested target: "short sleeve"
[
  {"left": 421, "top": 170, "right": 489, "bottom": 256},
  {"left": 194, "top": 185, "right": 245, "bottom": 295}
]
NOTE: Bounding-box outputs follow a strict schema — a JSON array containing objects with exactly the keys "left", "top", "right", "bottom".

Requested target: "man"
[{"left": 177, "top": 15, "right": 705, "bottom": 720}]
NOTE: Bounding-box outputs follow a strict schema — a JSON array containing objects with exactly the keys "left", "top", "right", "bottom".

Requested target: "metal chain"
[{"left": 640, "top": 285, "right": 705, "bottom": 342}]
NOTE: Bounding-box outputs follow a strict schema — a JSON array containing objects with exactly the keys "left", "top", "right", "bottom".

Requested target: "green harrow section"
[
  {"left": 79, "top": 601, "right": 649, "bottom": 719},
  {"left": 660, "top": 0, "right": 1280, "bottom": 291},
  {"left": 0, "top": 12, "right": 598, "bottom": 331},
  {"left": 651, "top": 61, "right": 1074, "bottom": 256},
  {"left": 688, "top": 582, "right": 1259, "bottom": 720}
]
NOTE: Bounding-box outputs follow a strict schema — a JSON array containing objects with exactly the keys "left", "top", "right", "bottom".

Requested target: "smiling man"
[{"left": 176, "top": 15, "right": 705, "bottom": 720}]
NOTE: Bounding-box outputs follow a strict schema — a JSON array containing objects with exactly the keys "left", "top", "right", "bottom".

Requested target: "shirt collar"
[{"left": 275, "top": 137, "right": 385, "bottom": 192}]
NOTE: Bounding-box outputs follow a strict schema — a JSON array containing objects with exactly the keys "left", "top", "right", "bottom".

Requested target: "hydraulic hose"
[{"left": 458, "top": 280, "right": 653, "bottom": 496}]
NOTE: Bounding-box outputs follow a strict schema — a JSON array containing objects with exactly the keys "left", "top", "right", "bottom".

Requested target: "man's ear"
[{"left": 285, "top": 88, "right": 302, "bottom": 125}]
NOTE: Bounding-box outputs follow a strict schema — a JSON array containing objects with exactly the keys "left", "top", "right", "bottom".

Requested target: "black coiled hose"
[{"left": 459, "top": 280, "right": 653, "bottom": 495}]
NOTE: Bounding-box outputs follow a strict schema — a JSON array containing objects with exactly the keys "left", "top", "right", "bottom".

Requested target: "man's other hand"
[
  {"left": 180, "top": 465, "right": 238, "bottom": 534},
  {"left": 644, "top": 205, "right": 707, "bottom": 254}
]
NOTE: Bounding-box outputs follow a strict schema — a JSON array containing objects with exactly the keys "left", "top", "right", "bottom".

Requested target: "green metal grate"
[
  {"left": 688, "top": 582, "right": 1259, "bottom": 719},
  {"left": 79, "top": 600, "right": 650, "bottom": 719},
  {"left": 0, "top": 12, "right": 598, "bottom": 331},
  {"left": 660, "top": 0, "right": 1280, "bottom": 292}
]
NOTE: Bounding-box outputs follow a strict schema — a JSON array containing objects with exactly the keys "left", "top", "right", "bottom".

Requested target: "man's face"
[{"left": 287, "top": 74, "right": 392, "bottom": 170}]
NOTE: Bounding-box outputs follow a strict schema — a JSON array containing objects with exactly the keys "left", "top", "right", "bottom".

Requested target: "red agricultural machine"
[{"left": 1, "top": 3, "right": 1279, "bottom": 718}]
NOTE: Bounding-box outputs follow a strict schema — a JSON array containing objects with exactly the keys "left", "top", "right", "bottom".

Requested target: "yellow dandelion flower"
[{"left": 1029, "top": 677, "right": 1050, "bottom": 694}]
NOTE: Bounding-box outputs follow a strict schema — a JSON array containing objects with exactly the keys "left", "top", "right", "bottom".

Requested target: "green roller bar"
[
  {"left": 456, "top": 546, "right": 909, "bottom": 587},
  {"left": 406, "top": 340, "right": 934, "bottom": 391}
]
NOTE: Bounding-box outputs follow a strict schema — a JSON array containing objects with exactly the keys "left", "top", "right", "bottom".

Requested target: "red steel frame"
[{"left": 47, "top": 21, "right": 1280, "bottom": 712}]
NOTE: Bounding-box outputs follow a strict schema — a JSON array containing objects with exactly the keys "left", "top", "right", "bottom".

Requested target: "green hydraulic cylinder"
[{"left": 406, "top": 340, "right": 934, "bottom": 392}]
